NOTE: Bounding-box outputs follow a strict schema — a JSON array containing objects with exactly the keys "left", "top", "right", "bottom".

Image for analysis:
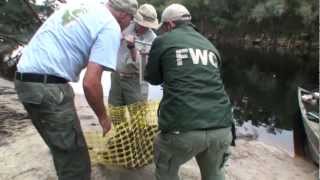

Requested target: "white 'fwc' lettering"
[
  {"left": 176, "top": 49, "right": 189, "bottom": 66},
  {"left": 175, "top": 48, "right": 218, "bottom": 68}
]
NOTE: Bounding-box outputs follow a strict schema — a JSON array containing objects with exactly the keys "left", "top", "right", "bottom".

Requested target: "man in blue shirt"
[{"left": 14, "top": 0, "right": 138, "bottom": 179}]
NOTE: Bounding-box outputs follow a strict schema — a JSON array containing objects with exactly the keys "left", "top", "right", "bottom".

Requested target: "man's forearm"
[
  {"left": 83, "top": 80, "right": 107, "bottom": 120},
  {"left": 129, "top": 48, "right": 137, "bottom": 61},
  {"left": 83, "top": 62, "right": 107, "bottom": 121}
]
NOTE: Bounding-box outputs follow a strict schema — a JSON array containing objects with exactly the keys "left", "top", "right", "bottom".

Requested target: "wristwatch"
[{"left": 127, "top": 44, "right": 135, "bottom": 49}]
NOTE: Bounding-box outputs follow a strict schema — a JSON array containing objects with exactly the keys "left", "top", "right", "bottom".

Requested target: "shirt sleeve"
[
  {"left": 144, "top": 37, "right": 163, "bottom": 85},
  {"left": 89, "top": 26, "right": 121, "bottom": 71}
]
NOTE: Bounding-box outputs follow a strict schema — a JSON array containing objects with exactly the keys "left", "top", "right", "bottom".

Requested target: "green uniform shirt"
[{"left": 145, "top": 24, "right": 233, "bottom": 132}]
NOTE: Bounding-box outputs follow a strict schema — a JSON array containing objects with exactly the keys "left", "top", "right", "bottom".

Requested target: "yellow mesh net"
[{"left": 85, "top": 101, "right": 159, "bottom": 168}]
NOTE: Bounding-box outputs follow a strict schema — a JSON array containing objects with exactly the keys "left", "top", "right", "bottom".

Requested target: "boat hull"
[{"left": 297, "top": 87, "right": 319, "bottom": 164}]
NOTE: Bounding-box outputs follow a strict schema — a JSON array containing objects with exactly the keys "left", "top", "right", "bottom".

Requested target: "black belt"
[{"left": 15, "top": 72, "right": 68, "bottom": 84}]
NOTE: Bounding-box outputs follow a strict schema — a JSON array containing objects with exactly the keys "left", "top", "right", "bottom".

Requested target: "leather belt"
[{"left": 15, "top": 72, "right": 68, "bottom": 84}]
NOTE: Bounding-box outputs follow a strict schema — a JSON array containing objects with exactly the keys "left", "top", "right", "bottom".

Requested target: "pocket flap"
[{"left": 15, "top": 81, "right": 44, "bottom": 104}]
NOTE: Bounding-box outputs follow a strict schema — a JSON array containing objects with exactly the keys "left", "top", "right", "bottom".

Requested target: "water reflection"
[
  {"left": 219, "top": 45, "right": 318, "bottom": 153},
  {"left": 220, "top": 46, "right": 318, "bottom": 129},
  {"left": 236, "top": 121, "right": 294, "bottom": 155}
]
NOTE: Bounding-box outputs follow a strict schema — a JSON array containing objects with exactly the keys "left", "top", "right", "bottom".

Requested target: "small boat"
[{"left": 297, "top": 87, "right": 319, "bottom": 164}]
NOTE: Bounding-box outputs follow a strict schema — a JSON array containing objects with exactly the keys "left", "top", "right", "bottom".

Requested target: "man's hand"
[
  {"left": 99, "top": 117, "right": 112, "bottom": 137},
  {"left": 124, "top": 35, "right": 135, "bottom": 45}
]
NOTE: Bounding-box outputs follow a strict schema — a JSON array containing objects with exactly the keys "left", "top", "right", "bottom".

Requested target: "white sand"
[{"left": 0, "top": 78, "right": 318, "bottom": 180}]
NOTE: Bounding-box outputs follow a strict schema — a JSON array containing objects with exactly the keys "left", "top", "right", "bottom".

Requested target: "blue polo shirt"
[{"left": 17, "top": 1, "right": 121, "bottom": 82}]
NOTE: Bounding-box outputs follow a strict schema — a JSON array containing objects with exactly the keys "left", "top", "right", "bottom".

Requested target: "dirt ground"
[{"left": 0, "top": 78, "right": 318, "bottom": 180}]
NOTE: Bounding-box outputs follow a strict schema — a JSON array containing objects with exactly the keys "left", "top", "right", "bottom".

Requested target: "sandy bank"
[{"left": 0, "top": 78, "right": 317, "bottom": 180}]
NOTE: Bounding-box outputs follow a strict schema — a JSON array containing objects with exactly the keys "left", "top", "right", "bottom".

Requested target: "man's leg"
[
  {"left": 122, "top": 77, "right": 148, "bottom": 105},
  {"left": 16, "top": 81, "right": 91, "bottom": 180},
  {"left": 195, "top": 128, "right": 232, "bottom": 180},
  {"left": 154, "top": 131, "right": 205, "bottom": 180},
  {"left": 108, "top": 73, "right": 126, "bottom": 125},
  {"left": 122, "top": 77, "right": 148, "bottom": 126},
  {"left": 108, "top": 72, "right": 125, "bottom": 106},
  {"left": 49, "top": 107, "right": 91, "bottom": 180}
]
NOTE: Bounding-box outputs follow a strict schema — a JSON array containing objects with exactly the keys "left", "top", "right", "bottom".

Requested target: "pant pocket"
[
  {"left": 219, "top": 149, "right": 231, "bottom": 168},
  {"left": 44, "top": 85, "right": 65, "bottom": 105},
  {"left": 15, "top": 81, "right": 44, "bottom": 104},
  {"left": 154, "top": 134, "right": 173, "bottom": 173},
  {"left": 155, "top": 149, "right": 172, "bottom": 173},
  {"left": 219, "top": 132, "right": 232, "bottom": 168},
  {"left": 44, "top": 120, "right": 79, "bottom": 151}
]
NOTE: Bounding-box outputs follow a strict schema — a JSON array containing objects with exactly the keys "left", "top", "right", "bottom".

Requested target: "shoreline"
[{"left": 0, "top": 78, "right": 317, "bottom": 180}]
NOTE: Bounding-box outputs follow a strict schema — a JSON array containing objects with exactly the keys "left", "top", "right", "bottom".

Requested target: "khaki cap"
[
  {"left": 133, "top": 4, "right": 159, "bottom": 29},
  {"left": 161, "top": 4, "right": 191, "bottom": 23},
  {"left": 109, "top": 0, "right": 138, "bottom": 15}
]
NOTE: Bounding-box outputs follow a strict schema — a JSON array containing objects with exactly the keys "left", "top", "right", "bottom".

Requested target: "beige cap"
[
  {"left": 109, "top": 0, "right": 138, "bottom": 15},
  {"left": 133, "top": 4, "right": 159, "bottom": 29},
  {"left": 161, "top": 4, "right": 191, "bottom": 23}
]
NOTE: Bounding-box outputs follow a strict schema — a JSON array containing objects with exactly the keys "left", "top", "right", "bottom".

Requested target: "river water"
[{"left": 219, "top": 45, "right": 318, "bottom": 155}]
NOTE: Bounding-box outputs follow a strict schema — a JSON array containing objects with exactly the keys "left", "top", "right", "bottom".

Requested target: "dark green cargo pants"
[
  {"left": 15, "top": 80, "right": 91, "bottom": 180},
  {"left": 154, "top": 127, "right": 232, "bottom": 180},
  {"left": 108, "top": 72, "right": 148, "bottom": 106}
]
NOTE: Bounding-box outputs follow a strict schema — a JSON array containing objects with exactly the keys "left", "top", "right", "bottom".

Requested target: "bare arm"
[
  {"left": 124, "top": 35, "right": 138, "bottom": 61},
  {"left": 83, "top": 62, "right": 111, "bottom": 136},
  {"left": 128, "top": 47, "right": 137, "bottom": 61}
]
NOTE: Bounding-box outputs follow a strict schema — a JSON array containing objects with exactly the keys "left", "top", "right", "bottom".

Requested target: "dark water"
[{"left": 219, "top": 45, "right": 318, "bottom": 154}]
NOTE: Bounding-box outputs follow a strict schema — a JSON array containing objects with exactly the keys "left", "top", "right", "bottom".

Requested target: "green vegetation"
[
  {"left": 0, "top": 0, "right": 56, "bottom": 47},
  {"left": 0, "top": 0, "right": 56, "bottom": 79},
  {"left": 140, "top": 0, "right": 318, "bottom": 36},
  {"left": 0, "top": 0, "right": 318, "bottom": 48},
  {"left": 0, "top": 0, "right": 318, "bottom": 64},
  {"left": 141, "top": 0, "right": 318, "bottom": 51}
]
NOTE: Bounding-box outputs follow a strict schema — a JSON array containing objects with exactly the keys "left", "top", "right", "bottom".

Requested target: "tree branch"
[
  {"left": 57, "top": 0, "right": 67, "bottom": 3},
  {"left": 22, "top": 0, "right": 43, "bottom": 24},
  {"left": 0, "top": 33, "right": 26, "bottom": 46}
]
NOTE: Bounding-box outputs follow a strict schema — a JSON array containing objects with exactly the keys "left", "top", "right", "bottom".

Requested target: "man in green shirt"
[{"left": 145, "top": 4, "right": 233, "bottom": 180}]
